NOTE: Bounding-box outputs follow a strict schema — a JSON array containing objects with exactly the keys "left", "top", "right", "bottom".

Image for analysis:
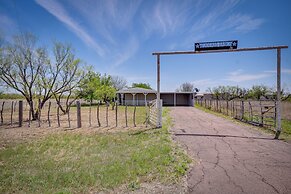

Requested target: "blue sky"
[{"left": 0, "top": 0, "right": 290, "bottom": 92}]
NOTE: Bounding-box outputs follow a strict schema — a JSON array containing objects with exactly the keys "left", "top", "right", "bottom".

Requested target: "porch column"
[
  {"left": 144, "top": 93, "right": 148, "bottom": 106},
  {"left": 121, "top": 93, "right": 124, "bottom": 105},
  {"left": 132, "top": 93, "right": 136, "bottom": 106},
  {"left": 117, "top": 93, "right": 120, "bottom": 105},
  {"left": 174, "top": 93, "right": 176, "bottom": 106}
]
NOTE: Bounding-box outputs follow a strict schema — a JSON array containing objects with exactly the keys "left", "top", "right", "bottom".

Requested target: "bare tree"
[
  {"left": 0, "top": 33, "right": 45, "bottom": 120},
  {"left": 0, "top": 33, "right": 85, "bottom": 119},
  {"left": 177, "top": 82, "right": 198, "bottom": 92},
  {"left": 111, "top": 75, "right": 127, "bottom": 90},
  {"left": 39, "top": 42, "right": 86, "bottom": 114}
]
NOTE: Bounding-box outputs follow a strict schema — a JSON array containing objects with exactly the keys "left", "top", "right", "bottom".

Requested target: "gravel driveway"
[{"left": 170, "top": 107, "right": 291, "bottom": 194}]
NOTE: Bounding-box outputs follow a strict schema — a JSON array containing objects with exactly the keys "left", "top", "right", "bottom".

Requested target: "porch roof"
[{"left": 117, "top": 87, "right": 157, "bottom": 94}]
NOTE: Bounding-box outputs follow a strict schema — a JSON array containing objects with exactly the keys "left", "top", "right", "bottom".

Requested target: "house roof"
[{"left": 117, "top": 87, "right": 157, "bottom": 94}]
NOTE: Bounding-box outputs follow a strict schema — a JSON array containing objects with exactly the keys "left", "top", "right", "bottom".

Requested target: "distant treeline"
[{"left": 0, "top": 93, "right": 24, "bottom": 99}]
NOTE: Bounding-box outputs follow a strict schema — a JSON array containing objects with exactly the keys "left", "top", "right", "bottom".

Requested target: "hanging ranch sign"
[{"left": 195, "top": 40, "right": 238, "bottom": 51}]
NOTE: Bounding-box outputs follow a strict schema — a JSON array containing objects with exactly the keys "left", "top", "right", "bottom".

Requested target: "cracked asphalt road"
[{"left": 170, "top": 107, "right": 291, "bottom": 194}]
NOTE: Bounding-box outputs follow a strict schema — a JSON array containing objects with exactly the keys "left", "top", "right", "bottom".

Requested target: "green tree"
[
  {"left": 79, "top": 72, "right": 116, "bottom": 103},
  {"left": 96, "top": 74, "right": 116, "bottom": 103},
  {"left": 94, "top": 85, "right": 116, "bottom": 103},
  {"left": 247, "top": 85, "right": 270, "bottom": 100},
  {"left": 79, "top": 71, "right": 101, "bottom": 103},
  {"left": 208, "top": 86, "right": 247, "bottom": 100},
  {"left": 132, "top": 82, "right": 152, "bottom": 89}
]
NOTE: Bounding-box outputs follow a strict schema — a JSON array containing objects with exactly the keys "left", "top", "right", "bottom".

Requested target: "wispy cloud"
[
  {"left": 35, "top": 0, "right": 105, "bottom": 56},
  {"left": 142, "top": 0, "right": 195, "bottom": 37},
  {"left": 0, "top": 14, "right": 16, "bottom": 32},
  {"left": 222, "top": 13, "right": 264, "bottom": 33},
  {"left": 110, "top": 36, "right": 139, "bottom": 69},
  {"left": 68, "top": 0, "right": 142, "bottom": 44},
  {"left": 225, "top": 69, "right": 271, "bottom": 82}
]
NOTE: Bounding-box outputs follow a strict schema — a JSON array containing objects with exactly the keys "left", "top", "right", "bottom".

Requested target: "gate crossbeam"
[{"left": 152, "top": 45, "right": 288, "bottom": 139}]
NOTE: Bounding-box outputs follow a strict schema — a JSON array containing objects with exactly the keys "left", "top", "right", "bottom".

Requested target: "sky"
[{"left": 0, "top": 0, "right": 291, "bottom": 92}]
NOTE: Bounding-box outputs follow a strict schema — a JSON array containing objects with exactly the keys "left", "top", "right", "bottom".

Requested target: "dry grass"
[{"left": 0, "top": 104, "right": 150, "bottom": 148}]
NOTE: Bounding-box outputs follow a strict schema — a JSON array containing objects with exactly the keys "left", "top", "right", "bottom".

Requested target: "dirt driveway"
[{"left": 170, "top": 107, "right": 291, "bottom": 194}]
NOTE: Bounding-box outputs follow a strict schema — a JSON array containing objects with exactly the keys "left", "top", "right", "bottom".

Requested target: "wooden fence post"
[
  {"left": 38, "top": 99, "right": 41, "bottom": 127},
  {"left": 14, "top": 101, "right": 17, "bottom": 112},
  {"left": 18, "top": 100, "right": 23, "bottom": 127},
  {"left": 226, "top": 100, "right": 229, "bottom": 115},
  {"left": 89, "top": 101, "right": 92, "bottom": 127},
  {"left": 125, "top": 105, "right": 128, "bottom": 127},
  {"left": 274, "top": 101, "right": 277, "bottom": 127},
  {"left": 115, "top": 101, "right": 118, "bottom": 127},
  {"left": 106, "top": 102, "right": 109, "bottom": 127},
  {"left": 76, "top": 101, "right": 82, "bottom": 128},
  {"left": 146, "top": 105, "right": 149, "bottom": 128},
  {"left": 67, "top": 109, "right": 71, "bottom": 128},
  {"left": 248, "top": 101, "right": 253, "bottom": 122},
  {"left": 10, "top": 101, "right": 14, "bottom": 125},
  {"left": 57, "top": 106, "right": 60, "bottom": 127},
  {"left": 28, "top": 105, "right": 31, "bottom": 127},
  {"left": 259, "top": 101, "right": 263, "bottom": 126},
  {"left": 133, "top": 105, "right": 136, "bottom": 127},
  {"left": 241, "top": 100, "right": 244, "bottom": 120},
  {"left": 97, "top": 103, "right": 101, "bottom": 127},
  {"left": 48, "top": 101, "right": 51, "bottom": 127},
  {"left": 0, "top": 101, "right": 4, "bottom": 125}
]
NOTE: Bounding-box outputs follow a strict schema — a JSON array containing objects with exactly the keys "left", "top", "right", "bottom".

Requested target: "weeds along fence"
[
  {"left": 196, "top": 99, "right": 277, "bottom": 129},
  {"left": 0, "top": 100, "right": 158, "bottom": 129}
]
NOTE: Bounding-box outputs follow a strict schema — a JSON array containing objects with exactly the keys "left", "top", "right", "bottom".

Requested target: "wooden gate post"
[
  {"left": 18, "top": 100, "right": 23, "bottom": 127},
  {"left": 275, "top": 48, "right": 282, "bottom": 139},
  {"left": 76, "top": 101, "right": 82, "bottom": 128},
  {"left": 156, "top": 54, "right": 162, "bottom": 128}
]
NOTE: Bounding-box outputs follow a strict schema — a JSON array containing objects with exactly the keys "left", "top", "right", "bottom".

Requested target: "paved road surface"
[{"left": 170, "top": 107, "right": 291, "bottom": 194}]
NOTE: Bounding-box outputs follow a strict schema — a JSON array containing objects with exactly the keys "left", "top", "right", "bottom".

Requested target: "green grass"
[
  {"left": 0, "top": 108, "right": 191, "bottom": 193},
  {"left": 195, "top": 103, "right": 291, "bottom": 140},
  {"left": 282, "top": 119, "right": 291, "bottom": 138}
]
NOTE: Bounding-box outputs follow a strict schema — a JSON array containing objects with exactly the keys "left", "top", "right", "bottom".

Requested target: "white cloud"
[
  {"left": 225, "top": 69, "right": 271, "bottom": 82},
  {"left": 35, "top": 0, "right": 105, "bottom": 56}
]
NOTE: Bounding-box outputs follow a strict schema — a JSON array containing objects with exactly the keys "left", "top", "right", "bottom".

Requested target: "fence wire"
[
  {"left": 0, "top": 100, "right": 152, "bottom": 129},
  {"left": 196, "top": 99, "right": 276, "bottom": 129}
]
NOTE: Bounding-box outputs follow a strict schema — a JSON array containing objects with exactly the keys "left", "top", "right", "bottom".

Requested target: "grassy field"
[
  {"left": 0, "top": 108, "right": 191, "bottom": 193},
  {"left": 195, "top": 103, "right": 291, "bottom": 140}
]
